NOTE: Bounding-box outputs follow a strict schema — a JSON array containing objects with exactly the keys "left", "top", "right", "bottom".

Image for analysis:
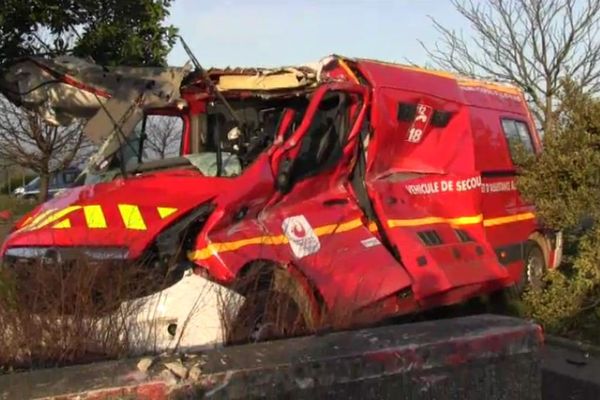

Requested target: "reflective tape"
[
  {"left": 52, "top": 219, "right": 71, "bottom": 229},
  {"left": 22, "top": 208, "right": 56, "bottom": 230},
  {"left": 368, "top": 221, "right": 379, "bottom": 232},
  {"left": 188, "top": 234, "right": 289, "bottom": 261},
  {"left": 118, "top": 204, "right": 147, "bottom": 230},
  {"left": 84, "top": 205, "right": 107, "bottom": 228},
  {"left": 36, "top": 206, "right": 82, "bottom": 230},
  {"left": 483, "top": 212, "right": 535, "bottom": 227},
  {"left": 20, "top": 203, "right": 176, "bottom": 231},
  {"left": 189, "top": 218, "right": 365, "bottom": 261},
  {"left": 157, "top": 207, "right": 178, "bottom": 219},
  {"left": 387, "top": 214, "right": 483, "bottom": 228},
  {"left": 20, "top": 215, "right": 33, "bottom": 228},
  {"left": 188, "top": 212, "right": 537, "bottom": 262},
  {"left": 313, "top": 218, "right": 363, "bottom": 235}
]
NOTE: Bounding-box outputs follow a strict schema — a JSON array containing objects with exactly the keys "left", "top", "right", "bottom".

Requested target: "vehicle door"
[
  {"left": 262, "top": 83, "right": 413, "bottom": 315},
  {"left": 363, "top": 91, "right": 510, "bottom": 303}
]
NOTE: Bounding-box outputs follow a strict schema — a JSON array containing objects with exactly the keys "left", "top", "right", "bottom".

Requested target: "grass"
[
  {"left": 0, "top": 194, "right": 37, "bottom": 227},
  {"left": 0, "top": 257, "right": 154, "bottom": 371}
]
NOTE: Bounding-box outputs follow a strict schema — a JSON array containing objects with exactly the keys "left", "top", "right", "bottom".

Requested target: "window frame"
[
  {"left": 288, "top": 91, "right": 362, "bottom": 184},
  {"left": 139, "top": 113, "right": 186, "bottom": 162},
  {"left": 500, "top": 117, "right": 535, "bottom": 162}
]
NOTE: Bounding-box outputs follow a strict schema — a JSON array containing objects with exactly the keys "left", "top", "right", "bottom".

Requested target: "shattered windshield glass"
[{"left": 84, "top": 113, "right": 242, "bottom": 185}]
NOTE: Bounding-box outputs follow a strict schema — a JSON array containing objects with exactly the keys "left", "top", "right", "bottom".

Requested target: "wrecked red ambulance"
[{"left": 0, "top": 54, "right": 562, "bottom": 339}]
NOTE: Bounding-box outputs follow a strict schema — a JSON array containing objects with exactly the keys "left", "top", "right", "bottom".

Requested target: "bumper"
[{"left": 3, "top": 246, "right": 130, "bottom": 264}]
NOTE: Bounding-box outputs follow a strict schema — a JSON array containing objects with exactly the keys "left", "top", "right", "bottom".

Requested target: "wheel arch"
[
  {"left": 528, "top": 230, "right": 562, "bottom": 269},
  {"left": 234, "top": 258, "right": 325, "bottom": 328}
]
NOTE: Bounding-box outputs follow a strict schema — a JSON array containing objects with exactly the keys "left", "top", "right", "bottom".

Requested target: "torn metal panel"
[
  {"left": 1, "top": 56, "right": 191, "bottom": 146},
  {"left": 119, "top": 272, "right": 243, "bottom": 352},
  {"left": 186, "top": 56, "right": 338, "bottom": 93},
  {"left": 212, "top": 68, "right": 317, "bottom": 91}
]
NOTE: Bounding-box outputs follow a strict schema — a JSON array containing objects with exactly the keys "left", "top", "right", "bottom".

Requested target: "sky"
[{"left": 166, "top": 0, "right": 468, "bottom": 68}]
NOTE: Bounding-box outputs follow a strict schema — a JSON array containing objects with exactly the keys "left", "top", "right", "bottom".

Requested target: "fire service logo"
[{"left": 282, "top": 215, "right": 321, "bottom": 259}]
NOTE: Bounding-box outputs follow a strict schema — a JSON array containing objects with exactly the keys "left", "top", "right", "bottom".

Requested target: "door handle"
[{"left": 323, "top": 198, "right": 349, "bottom": 207}]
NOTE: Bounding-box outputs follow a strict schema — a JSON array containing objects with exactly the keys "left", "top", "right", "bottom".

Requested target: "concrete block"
[{"left": 0, "top": 314, "right": 543, "bottom": 400}]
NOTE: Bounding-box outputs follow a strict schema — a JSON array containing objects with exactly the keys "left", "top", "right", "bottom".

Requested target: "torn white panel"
[
  {"left": 118, "top": 271, "right": 243, "bottom": 353},
  {"left": 301, "top": 55, "right": 337, "bottom": 80},
  {"left": 3, "top": 60, "right": 108, "bottom": 126},
  {"left": 3, "top": 56, "right": 191, "bottom": 142}
]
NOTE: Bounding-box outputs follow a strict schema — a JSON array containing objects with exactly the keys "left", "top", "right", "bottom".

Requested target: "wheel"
[
  {"left": 507, "top": 240, "right": 547, "bottom": 297},
  {"left": 224, "top": 267, "right": 317, "bottom": 345},
  {"left": 524, "top": 242, "right": 546, "bottom": 292}
]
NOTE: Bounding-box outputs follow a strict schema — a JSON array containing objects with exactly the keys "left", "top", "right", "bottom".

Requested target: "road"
[{"left": 542, "top": 338, "right": 600, "bottom": 400}]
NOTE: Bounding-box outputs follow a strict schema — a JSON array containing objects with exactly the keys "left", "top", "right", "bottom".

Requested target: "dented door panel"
[
  {"left": 368, "top": 174, "right": 510, "bottom": 300},
  {"left": 365, "top": 87, "right": 511, "bottom": 301},
  {"left": 260, "top": 181, "right": 412, "bottom": 313},
  {"left": 194, "top": 83, "right": 413, "bottom": 315}
]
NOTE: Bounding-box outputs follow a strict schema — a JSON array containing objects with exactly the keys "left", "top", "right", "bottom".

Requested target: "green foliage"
[
  {"left": 0, "top": 0, "right": 178, "bottom": 67},
  {"left": 516, "top": 81, "right": 600, "bottom": 344}
]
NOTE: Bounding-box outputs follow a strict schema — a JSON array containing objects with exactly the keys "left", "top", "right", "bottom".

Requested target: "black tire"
[
  {"left": 508, "top": 241, "right": 547, "bottom": 297},
  {"left": 524, "top": 242, "right": 546, "bottom": 292},
  {"left": 225, "top": 267, "right": 316, "bottom": 345}
]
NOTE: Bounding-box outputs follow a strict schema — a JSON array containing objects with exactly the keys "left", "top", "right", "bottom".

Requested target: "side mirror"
[{"left": 275, "top": 156, "right": 293, "bottom": 193}]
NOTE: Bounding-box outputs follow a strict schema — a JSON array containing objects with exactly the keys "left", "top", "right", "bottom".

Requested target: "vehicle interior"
[{"left": 83, "top": 89, "right": 359, "bottom": 187}]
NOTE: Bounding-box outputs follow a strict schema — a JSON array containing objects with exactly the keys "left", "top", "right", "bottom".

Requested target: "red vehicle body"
[{"left": 1, "top": 56, "right": 562, "bottom": 329}]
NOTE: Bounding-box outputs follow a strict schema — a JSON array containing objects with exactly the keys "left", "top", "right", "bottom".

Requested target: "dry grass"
[
  {"left": 216, "top": 264, "right": 373, "bottom": 345},
  {"left": 0, "top": 256, "right": 179, "bottom": 372},
  {"left": 217, "top": 266, "right": 311, "bottom": 345}
]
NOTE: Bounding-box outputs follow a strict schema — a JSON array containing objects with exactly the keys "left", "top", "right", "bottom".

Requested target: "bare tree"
[
  {"left": 422, "top": 0, "right": 600, "bottom": 132},
  {"left": 144, "top": 116, "right": 182, "bottom": 160},
  {"left": 0, "top": 97, "right": 86, "bottom": 201}
]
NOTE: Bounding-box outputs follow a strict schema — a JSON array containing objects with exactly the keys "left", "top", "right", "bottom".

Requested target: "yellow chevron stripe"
[
  {"left": 20, "top": 215, "right": 34, "bottom": 228},
  {"left": 84, "top": 205, "right": 107, "bottom": 228},
  {"left": 52, "top": 219, "right": 71, "bottom": 229},
  {"left": 22, "top": 208, "right": 56, "bottom": 230},
  {"left": 157, "top": 207, "right": 178, "bottom": 219},
  {"left": 118, "top": 204, "right": 147, "bottom": 230},
  {"left": 34, "top": 206, "right": 81, "bottom": 230},
  {"left": 338, "top": 59, "right": 360, "bottom": 84}
]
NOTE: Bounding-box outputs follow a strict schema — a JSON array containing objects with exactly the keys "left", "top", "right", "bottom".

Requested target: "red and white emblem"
[
  {"left": 406, "top": 103, "right": 433, "bottom": 143},
  {"left": 282, "top": 215, "right": 320, "bottom": 258}
]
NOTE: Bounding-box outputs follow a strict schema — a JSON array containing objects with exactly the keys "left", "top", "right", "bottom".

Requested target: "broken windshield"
[{"left": 84, "top": 95, "right": 310, "bottom": 184}]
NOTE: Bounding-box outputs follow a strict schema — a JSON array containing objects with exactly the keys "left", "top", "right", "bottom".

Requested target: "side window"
[
  {"left": 289, "top": 92, "right": 351, "bottom": 182},
  {"left": 501, "top": 119, "right": 534, "bottom": 160},
  {"left": 139, "top": 115, "right": 184, "bottom": 161}
]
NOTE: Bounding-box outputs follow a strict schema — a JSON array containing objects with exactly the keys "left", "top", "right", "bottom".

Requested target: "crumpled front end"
[{"left": 1, "top": 171, "right": 227, "bottom": 279}]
